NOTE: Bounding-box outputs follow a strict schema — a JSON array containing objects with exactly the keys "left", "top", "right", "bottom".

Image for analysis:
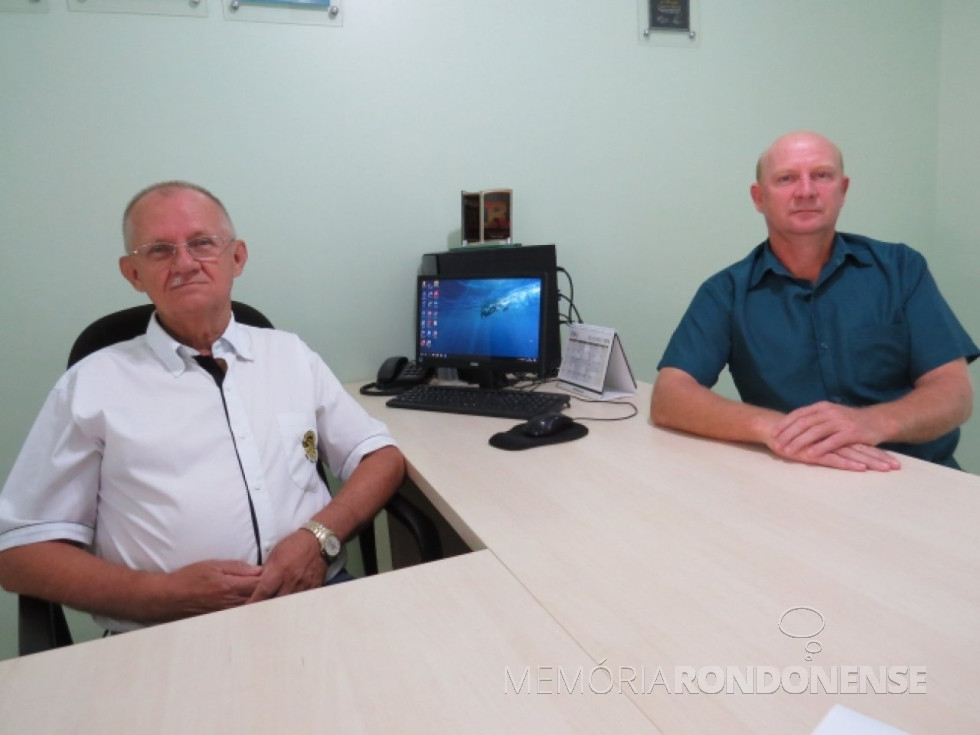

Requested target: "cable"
[
  {"left": 359, "top": 382, "right": 414, "bottom": 397},
  {"left": 556, "top": 266, "right": 583, "bottom": 325},
  {"left": 519, "top": 376, "right": 639, "bottom": 421},
  {"left": 558, "top": 293, "right": 583, "bottom": 325},
  {"left": 509, "top": 374, "right": 558, "bottom": 391},
  {"left": 567, "top": 396, "right": 639, "bottom": 422}
]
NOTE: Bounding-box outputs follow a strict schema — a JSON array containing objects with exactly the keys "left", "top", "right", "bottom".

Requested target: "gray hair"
[{"left": 122, "top": 181, "right": 235, "bottom": 253}]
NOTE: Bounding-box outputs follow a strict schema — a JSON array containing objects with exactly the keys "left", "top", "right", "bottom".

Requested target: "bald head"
[
  {"left": 122, "top": 181, "right": 234, "bottom": 254},
  {"left": 756, "top": 132, "right": 844, "bottom": 183}
]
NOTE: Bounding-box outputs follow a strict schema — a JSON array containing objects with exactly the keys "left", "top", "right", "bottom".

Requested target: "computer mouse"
[{"left": 522, "top": 412, "right": 574, "bottom": 437}]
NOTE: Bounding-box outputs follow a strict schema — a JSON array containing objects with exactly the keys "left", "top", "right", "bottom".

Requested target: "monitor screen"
[
  {"left": 420, "top": 244, "right": 561, "bottom": 377},
  {"left": 417, "top": 274, "right": 546, "bottom": 388}
]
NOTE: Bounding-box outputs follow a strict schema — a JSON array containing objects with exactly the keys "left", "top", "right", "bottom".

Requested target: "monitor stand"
[{"left": 459, "top": 368, "right": 509, "bottom": 390}]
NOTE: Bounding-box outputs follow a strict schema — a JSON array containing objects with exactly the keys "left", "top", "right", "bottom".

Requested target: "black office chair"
[{"left": 19, "top": 301, "right": 442, "bottom": 655}]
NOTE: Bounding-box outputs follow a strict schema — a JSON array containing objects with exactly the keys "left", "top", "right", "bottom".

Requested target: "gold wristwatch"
[{"left": 301, "top": 520, "right": 342, "bottom": 562}]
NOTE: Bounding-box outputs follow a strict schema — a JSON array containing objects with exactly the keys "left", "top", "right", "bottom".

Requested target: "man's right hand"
[
  {"left": 163, "top": 559, "right": 263, "bottom": 619},
  {"left": 769, "top": 401, "right": 901, "bottom": 472},
  {"left": 0, "top": 542, "right": 265, "bottom": 626},
  {"left": 652, "top": 368, "right": 901, "bottom": 472},
  {"left": 765, "top": 434, "right": 900, "bottom": 472}
]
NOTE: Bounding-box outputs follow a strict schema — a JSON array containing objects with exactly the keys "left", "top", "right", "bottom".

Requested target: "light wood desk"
[
  {"left": 0, "top": 550, "right": 659, "bottom": 734},
  {"left": 355, "top": 381, "right": 980, "bottom": 734}
]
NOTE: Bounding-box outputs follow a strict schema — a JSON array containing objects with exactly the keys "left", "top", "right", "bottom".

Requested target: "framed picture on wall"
[
  {"left": 225, "top": 0, "right": 342, "bottom": 26},
  {"left": 638, "top": 0, "right": 698, "bottom": 46},
  {"left": 0, "top": 0, "right": 49, "bottom": 13},
  {"left": 237, "top": 0, "right": 330, "bottom": 5},
  {"left": 68, "top": 0, "right": 207, "bottom": 16},
  {"left": 648, "top": 0, "right": 690, "bottom": 32}
]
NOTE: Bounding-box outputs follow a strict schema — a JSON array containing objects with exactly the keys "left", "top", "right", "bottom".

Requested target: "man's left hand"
[{"left": 247, "top": 530, "right": 327, "bottom": 603}]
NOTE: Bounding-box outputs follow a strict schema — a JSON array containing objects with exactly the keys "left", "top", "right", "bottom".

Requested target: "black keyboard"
[{"left": 386, "top": 384, "right": 570, "bottom": 420}]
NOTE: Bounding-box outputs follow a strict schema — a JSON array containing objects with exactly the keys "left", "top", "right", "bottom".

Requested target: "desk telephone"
[{"left": 360, "top": 356, "right": 433, "bottom": 396}]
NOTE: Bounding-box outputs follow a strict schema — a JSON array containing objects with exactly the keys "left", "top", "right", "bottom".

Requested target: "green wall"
[
  {"left": 1, "top": 1, "right": 975, "bottom": 661},
  {"left": 936, "top": 0, "right": 980, "bottom": 393}
]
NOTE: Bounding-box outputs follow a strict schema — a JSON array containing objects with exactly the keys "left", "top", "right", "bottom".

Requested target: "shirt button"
[{"left": 819, "top": 341, "right": 829, "bottom": 350}]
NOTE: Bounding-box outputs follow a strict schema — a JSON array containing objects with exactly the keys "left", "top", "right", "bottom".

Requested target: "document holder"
[{"left": 557, "top": 323, "right": 637, "bottom": 400}]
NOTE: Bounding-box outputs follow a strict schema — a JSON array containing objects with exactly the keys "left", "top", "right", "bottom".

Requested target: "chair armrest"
[
  {"left": 356, "top": 491, "right": 443, "bottom": 576},
  {"left": 19, "top": 595, "right": 73, "bottom": 656},
  {"left": 384, "top": 492, "right": 443, "bottom": 564}
]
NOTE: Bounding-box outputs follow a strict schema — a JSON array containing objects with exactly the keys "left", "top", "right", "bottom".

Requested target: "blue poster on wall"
[{"left": 240, "top": 0, "right": 330, "bottom": 6}]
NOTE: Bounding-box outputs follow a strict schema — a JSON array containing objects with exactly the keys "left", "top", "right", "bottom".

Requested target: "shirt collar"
[
  {"left": 146, "top": 312, "right": 255, "bottom": 376},
  {"left": 748, "top": 233, "right": 872, "bottom": 289}
]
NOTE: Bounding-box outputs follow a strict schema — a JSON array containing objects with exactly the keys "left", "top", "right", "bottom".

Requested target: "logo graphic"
[{"left": 778, "top": 606, "right": 825, "bottom": 661}]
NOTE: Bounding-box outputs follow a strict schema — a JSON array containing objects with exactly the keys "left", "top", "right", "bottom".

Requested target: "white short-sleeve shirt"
[{"left": 0, "top": 314, "right": 396, "bottom": 630}]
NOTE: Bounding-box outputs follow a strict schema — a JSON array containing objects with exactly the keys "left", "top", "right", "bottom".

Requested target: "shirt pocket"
[
  {"left": 276, "top": 412, "right": 319, "bottom": 492},
  {"left": 847, "top": 322, "right": 911, "bottom": 393}
]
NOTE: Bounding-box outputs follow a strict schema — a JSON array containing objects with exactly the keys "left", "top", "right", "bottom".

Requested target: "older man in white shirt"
[{"left": 0, "top": 181, "right": 405, "bottom": 632}]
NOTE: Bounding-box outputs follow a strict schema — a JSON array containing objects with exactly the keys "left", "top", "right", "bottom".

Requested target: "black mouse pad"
[{"left": 488, "top": 422, "right": 588, "bottom": 451}]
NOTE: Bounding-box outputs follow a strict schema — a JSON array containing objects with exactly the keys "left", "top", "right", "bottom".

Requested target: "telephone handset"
[{"left": 360, "top": 356, "right": 434, "bottom": 396}]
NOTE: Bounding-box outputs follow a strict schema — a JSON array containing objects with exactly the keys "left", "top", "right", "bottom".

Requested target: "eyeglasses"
[{"left": 129, "top": 235, "right": 234, "bottom": 263}]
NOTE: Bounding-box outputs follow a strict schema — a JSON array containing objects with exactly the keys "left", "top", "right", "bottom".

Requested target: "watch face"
[{"left": 324, "top": 534, "right": 342, "bottom": 558}]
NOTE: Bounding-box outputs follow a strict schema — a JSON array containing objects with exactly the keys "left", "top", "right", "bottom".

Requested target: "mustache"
[{"left": 168, "top": 274, "right": 209, "bottom": 288}]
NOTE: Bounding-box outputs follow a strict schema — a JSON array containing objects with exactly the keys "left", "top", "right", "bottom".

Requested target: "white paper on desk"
[
  {"left": 811, "top": 705, "right": 908, "bottom": 735},
  {"left": 558, "top": 323, "right": 637, "bottom": 400}
]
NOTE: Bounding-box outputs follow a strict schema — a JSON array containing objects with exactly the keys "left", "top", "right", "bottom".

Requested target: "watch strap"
[{"left": 301, "top": 520, "right": 340, "bottom": 562}]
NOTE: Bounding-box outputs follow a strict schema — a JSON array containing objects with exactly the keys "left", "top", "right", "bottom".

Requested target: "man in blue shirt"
[{"left": 652, "top": 131, "right": 978, "bottom": 471}]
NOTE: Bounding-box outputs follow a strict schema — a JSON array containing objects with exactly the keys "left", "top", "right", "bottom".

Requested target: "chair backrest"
[{"left": 68, "top": 301, "right": 274, "bottom": 367}]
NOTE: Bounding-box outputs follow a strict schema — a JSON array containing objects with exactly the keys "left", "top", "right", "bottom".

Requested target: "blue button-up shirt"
[{"left": 658, "top": 233, "right": 978, "bottom": 467}]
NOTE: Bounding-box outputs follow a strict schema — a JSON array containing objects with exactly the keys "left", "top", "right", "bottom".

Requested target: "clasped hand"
[
  {"left": 247, "top": 530, "right": 327, "bottom": 603},
  {"left": 169, "top": 531, "right": 326, "bottom": 618},
  {"left": 769, "top": 401, "right": 900, "bottom": 472}
]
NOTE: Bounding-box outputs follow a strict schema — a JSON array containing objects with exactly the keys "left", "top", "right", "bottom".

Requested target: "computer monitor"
[
  {"left": 416, "top": 273, "right": 548, "bottom": 389},
  {"left": 419, "top": 244, "right": 561, "bottom": 377}
]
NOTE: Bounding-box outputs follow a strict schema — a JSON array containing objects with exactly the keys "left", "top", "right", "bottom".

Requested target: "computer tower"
[{"left": 420, "top": 244, "right": 561, "bottom": 377}]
